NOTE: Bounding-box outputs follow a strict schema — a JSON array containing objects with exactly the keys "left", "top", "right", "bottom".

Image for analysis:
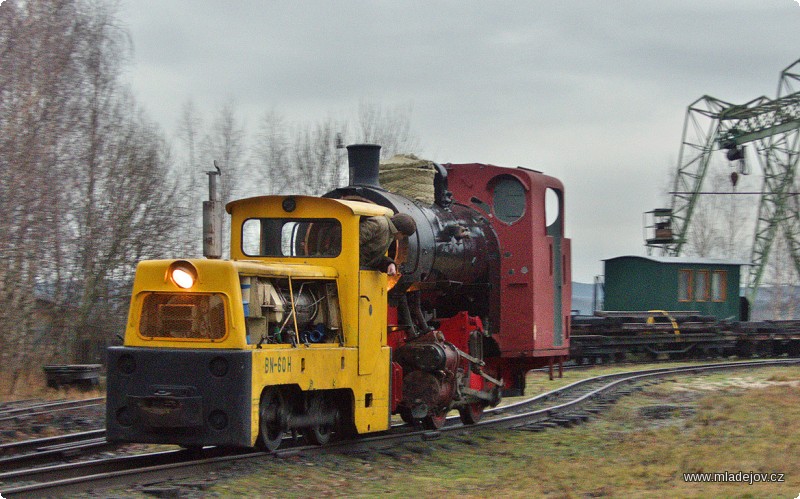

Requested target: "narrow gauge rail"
[
  {"left": 3, "top": 359, "right": 796, "bottom": 497},
  {"left": 0, "top": 399, "right": 52, "bottom": 414},
  {"left": 0, "top": 429, "right": 107, "bottom": 457},
  {"left": 0, "top": 429, "right": 115, "bottom": 471},
  {"left": 480, "top": 359, "right": 800, "bottom": 431},
  {"left": 0, "top": 397, "right": 104, "bottom": 422}
]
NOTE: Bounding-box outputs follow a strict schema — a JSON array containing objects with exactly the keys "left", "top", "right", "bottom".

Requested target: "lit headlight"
[
  {"left": 172, "top": 268, "right": 195, "bottom": 289},
  {"left": 168, "top": 261, "right": 198, "bottom": 289}
]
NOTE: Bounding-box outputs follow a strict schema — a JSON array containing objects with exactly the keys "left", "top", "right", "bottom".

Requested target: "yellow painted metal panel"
[
  {"left": 358, "top": 270, "right": 387, "bottom": 375},
  {"left": 234, "top": 260, "right": 338, "bottom": 278},
  {"left": 123, "top": 259, "right": 247, "bottom": 349},
  {"left": 352, "top": 346, "right": 391, "bottom": 434},
  {"left": 246, "top": 344, "right": 391, "bottom": 443}
]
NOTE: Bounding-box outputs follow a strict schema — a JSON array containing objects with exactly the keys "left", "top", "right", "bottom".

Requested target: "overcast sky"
[{"left": 119, "top": 1, "right": 799, "bottom": 282}]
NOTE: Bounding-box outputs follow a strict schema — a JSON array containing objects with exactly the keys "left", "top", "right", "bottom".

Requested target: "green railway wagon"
[{"left": 603, "top": 256, "right": 747, "bottom": 321}]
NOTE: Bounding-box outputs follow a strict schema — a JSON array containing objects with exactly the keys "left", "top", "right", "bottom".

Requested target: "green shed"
[{"left": 602, "top": 256, "right": 747, "bottom": 320}]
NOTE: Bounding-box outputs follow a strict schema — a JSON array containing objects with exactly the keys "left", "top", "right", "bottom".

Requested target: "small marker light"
[{"left": 282, "top": 196, "right": 297, "bottom": 212}]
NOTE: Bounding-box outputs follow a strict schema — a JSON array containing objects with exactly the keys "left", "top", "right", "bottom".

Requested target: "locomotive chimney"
[
  {"left": 347, "top": 144, "right": 381, "bottom": 188},
  {"left": 203, "top": 162, "right": 223, "bottom": 259}
]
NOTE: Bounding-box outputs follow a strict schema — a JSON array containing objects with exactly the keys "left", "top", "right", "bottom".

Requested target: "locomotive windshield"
[{"left": 242, "top": 218, "right": 341, "bottom": 257}]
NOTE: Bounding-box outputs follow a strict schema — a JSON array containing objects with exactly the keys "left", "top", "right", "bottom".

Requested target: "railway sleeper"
[
  {"left": 515, "top": 420, "right": 560, "bottom": 432},
  {"left": 515, "top": 424, "right": 548, "bottom": 432},
  {"left": 551, "top": 417, "right": 579, "bottom": 428},
  {"left": 565, "top": 412, "right": 593, "bottom": 422}
]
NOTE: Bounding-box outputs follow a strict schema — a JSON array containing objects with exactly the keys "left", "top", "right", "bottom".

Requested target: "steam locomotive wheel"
[
  {"left": 305, "top": 394, "right": 332, "bottom": 446},
  {"left": 258, "top": 388, "right": 286, "bottom": 452},
  {"left": 422, "top": 410, "right": 447, "bottom": 429},
  {"left": 458, "top": 402, "right": 485, "bottom": 425}
]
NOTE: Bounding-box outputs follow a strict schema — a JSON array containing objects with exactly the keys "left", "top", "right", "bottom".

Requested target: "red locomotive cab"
[{"left": 445, "top": 164, "right": 572, "bottom": 392}]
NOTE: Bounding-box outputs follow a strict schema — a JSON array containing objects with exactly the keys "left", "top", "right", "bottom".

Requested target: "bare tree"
[
  {"left": 253, "top": 110, "right": 293, "bottom": 194},
  {"left": 197, "top": 101, "right": 248, "bottom": 257},
  {"left": 291, "top": 118, "right": 348, "bottom": 195},
  {"left": 356, "top": 101, "right": 420, "bottom": 159},
  {"left": 0, "top": 0, "right": 185, "bottom": 383},
  {"left": 178, "top": 100, "right": 202, "bottom": 174},
  {"left": 66, "top": 90, "right": 182, "bottom": 363},
  {"left": 173, "top": 99, "right": 206, "bottom": 255},
  {"left": 251, "top": 103, "right": 419, "bottom": 198},
  {"left": 0, "top": 0, "right": 91, "bottom": 382},
  {"left": 202, "top": 101, "right": 247, "bottom": 202},
  {"left": 680, "top": 166, "right": 756, "bottom": 261}
]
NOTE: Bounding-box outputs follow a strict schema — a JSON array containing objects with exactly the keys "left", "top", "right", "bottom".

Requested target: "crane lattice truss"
[{"left": 663, "top": 59, "right": 800, "bottom": 299}]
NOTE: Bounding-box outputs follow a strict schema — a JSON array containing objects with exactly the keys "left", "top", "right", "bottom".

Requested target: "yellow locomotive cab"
[{"left": 108, "top": 195, "right": 395, "bottom": 449}]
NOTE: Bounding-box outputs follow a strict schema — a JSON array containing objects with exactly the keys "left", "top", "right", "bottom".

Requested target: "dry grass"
[
  {"left": 191, "top": 365, "right": 800, "bottom": 498},
  {"left": 0, "top": 367, "right": 105, "bottom": 401}
]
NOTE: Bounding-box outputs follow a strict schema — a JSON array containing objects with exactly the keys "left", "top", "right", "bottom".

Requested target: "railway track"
[
  {"left": 479, "top": 359, "right": 797, "bottom": 431},
  {"left": 1, "top": 358, "right": 796, "bottom": 497},
  {"left": 0, "top": 397, "right": 104, "bottom": 422},
  {"left": 0, "top": 399, "right": 52, "bottom": 415},
  {"left": 0, "top": 429, "right": 116, "bottom": 471}
]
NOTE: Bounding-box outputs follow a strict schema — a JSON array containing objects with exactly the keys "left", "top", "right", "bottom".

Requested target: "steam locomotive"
[{"left": 105, "top": 144, "right": 571, "bottom": 450}]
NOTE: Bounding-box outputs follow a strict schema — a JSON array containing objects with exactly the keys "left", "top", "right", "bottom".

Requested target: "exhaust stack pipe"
[
  {"left": 203, "top": 163, "right": 223, "bottom": 259},
  {"left": 347, "top": 144, "right": 381, "bottom": 188}
]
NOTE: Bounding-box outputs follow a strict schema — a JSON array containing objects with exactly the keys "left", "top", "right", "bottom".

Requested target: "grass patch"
[
  {"left": 0, "top": 367, "right": 105, "bottom": 401},
  {"left": 193, "top": 365, "right": 800, "bottom": 498}
]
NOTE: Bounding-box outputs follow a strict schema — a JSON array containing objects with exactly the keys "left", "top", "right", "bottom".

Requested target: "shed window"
[
  {"left": 678, "top": 270, "right": 692, "bottom": 302},
  {"left": 695, "top": 271, "right": 710, "bottom": 302},
  {"left": 712, "top": 271, "right": 727, "bottom": 302}
]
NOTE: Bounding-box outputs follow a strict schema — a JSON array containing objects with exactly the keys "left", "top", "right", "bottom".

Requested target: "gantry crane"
[{"left": 647, "top": 58, "right": 800, "bottom": 301}]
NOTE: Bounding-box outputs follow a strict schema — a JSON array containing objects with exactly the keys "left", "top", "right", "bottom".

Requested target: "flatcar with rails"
[
  {"left": 106, "top": 144, "right": 570, "bottom": 450},
  {"left": 571, "top": 255, "right": 800, "bottom": 362}
]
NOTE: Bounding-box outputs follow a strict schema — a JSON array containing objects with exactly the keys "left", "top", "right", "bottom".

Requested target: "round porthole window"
[{"left": 492, "top": 176, "right": 526, "bottom": 224}]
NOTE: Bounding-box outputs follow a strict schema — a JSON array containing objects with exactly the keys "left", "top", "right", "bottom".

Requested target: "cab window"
[
  {"left": 242, "top": 218, "right": 341, "bottom": 257},
  {"left": 492, "top": 176, "right": 526, "bottom": 224}
]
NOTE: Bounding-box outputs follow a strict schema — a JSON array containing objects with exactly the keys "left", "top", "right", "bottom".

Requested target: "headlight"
[{"left": 168, "top": 261, "right": 198, "bottom": 289}]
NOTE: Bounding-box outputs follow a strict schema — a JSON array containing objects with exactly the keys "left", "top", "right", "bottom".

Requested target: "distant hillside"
[
  {"left": 571, "top": 282, "right": 596, "bottom": 316},
  {"left": 750, "top": 285, "right": 800, "bottom": 320}
]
